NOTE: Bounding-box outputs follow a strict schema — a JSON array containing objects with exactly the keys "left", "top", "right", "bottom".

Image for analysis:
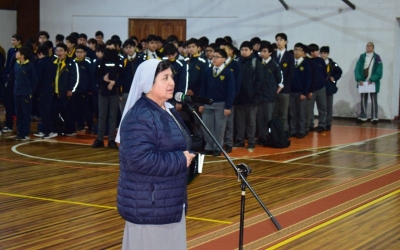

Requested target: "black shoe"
[
  {"left": 325, "top": 125, "right": 331, "bottom": 131},
  {"left": 233, "top": 141, "right": 245, "bottom": 147},
  {"left": 314, "top": 127, "right": 325, "bottom": 133},
  {"left": 247, "top": 143, "right": 255, "bottom": 149},
  {"left": 212, "top": 150, "right": 221, "bottom": 156},
  {"left": 309, "top": 126, "right": 315, "bottom": 131},
  {"left": 108, "top": 140, "right": 118, "bottom": 148},
  {"left": 225, "top": 146, "right": 232, "bottom": 153},
  {"left": 256, "top": 138, "right": 265, "bottom": 145},
  {"left": 91, "top": 139, "right": 104, "bottom": 148},
  {"left": 296, "top": 133, "right": 305, "bottom": 139},
  {"left": 371, "top": 119, "right": 379, "bottom": 124},
  {"left": 201, "top": 150, "right": 213, "bottom": 155},
  {"left": 289, "top": 133, "right": 297, "bottom": 137}
]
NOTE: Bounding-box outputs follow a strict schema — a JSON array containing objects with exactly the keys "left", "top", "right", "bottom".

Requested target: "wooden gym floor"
[{"left": 0, "top": 112, "right": 399, "bottom": 249}]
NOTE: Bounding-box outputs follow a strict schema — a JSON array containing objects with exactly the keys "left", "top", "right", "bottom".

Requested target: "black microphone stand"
[{"left": 187, "top": 104, "right": 281, "bottom": 250}]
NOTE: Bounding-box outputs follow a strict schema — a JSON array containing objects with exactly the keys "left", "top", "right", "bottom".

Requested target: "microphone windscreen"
[{"left": 174, "top": 92, "right": 183, "bottom": 102}]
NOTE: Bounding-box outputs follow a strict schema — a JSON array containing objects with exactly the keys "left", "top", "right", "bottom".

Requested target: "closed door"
[{"left": 128, "top": 19, "right": 186, "bottom": 42}]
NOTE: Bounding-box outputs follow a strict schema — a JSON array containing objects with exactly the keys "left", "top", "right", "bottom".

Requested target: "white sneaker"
[
  {"left": 18, "top": 136, "right": 30, "bottom": 141},
  {"left": 34, "top": 132, "right": 45, "bottom": 137},
  {"left": 2, "top": 127, "right": 12, "bottom": 133},
  {"left": 65, "top": 133, "right": 76, "bottom": 137},
  {"left": 43, "top": 132, "right": 58, "bottom": 139}
]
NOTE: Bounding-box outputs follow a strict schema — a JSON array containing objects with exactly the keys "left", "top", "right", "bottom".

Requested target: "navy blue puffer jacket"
[{"left": 117, "top": 95, "right": 188, "bottom": 224}]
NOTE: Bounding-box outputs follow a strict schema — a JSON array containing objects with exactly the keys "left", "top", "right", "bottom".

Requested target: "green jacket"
[{"left": 354, "top": 52, "right": 383, "bottom": 93}]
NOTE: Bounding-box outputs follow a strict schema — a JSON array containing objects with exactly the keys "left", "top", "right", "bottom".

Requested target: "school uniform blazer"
[{"left": 272, "top": 50, "right": 294, "bottom": 94}]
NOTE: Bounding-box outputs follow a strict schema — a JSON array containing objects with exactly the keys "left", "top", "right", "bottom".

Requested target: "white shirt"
[
  {"left": 364, "top": 52, "right": 374, "bottom": 80},
  {"left": 294, "top": 57, "right": 304, "bottom": 66}
]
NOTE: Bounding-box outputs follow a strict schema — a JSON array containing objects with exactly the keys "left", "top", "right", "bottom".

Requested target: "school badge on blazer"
[
  {"left": 196, "top": 65, "right": 200, "bottom": 70},
  {"left": 300, "top": 66, "right": 304, "bottom": 71},
  {"left": 283, "top": 63, "right": 288, "bottom": 68},
  {"left": 220, "top": 75, "right": 225, "bottom": 80}
]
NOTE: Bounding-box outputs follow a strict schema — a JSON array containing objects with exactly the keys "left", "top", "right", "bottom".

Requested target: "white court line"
[
  {"left": 10, "top": 140, "right": 118, "bottom": 166},
  {"left": 284, "top": 131, "right": 400, "bottom": 163}
]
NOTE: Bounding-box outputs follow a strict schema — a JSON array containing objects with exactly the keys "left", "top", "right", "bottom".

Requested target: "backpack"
[{"left": 265, "top": 119, "right": 291, "bottom": 148}]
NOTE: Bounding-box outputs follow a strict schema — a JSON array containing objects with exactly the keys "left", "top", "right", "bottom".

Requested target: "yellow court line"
[
  {"left": 266, "top": 189, "right": 400, "bottom": 250},
  {"left": 0, "top": 192, "right": 232, "bottom": 224}
]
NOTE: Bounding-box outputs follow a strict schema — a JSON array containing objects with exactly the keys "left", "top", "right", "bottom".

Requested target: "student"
[
  {"left": 205, "top": 43, "right": 216, "bottom": 67},
  {"left": 53, "top": 43, "right": 78, "bottom": 136},
  {"left": 87, "top": 38, "right": 97, "bottom": 52},
  {"left": 320, "top": 46, "right": 342, "bottom": 130},
  {"left": 65, "top": 35, "right": 77, "bottom": 59},
  {"left": 34, "top": 45, "right": 57, "bottom": 139},
  {"left": 37, "top": 31, "right": 50, "bottom": 45},
  {"left": 250, "top": 37, "right": 261, "bottom": 58},
  {"left": 220, "top": 42, "right": 241, "bottom": 153},
  {"left": 199, "top": 49, "right": 235, "bottom": 156},
  {"left": 354, "top": 42, "right": 383, "bottom": 124},
  {"left": 118, "top": 39, "right": 143, "bottom": 114},
  {"left": 163, "top": 43, "right": 187, "bottom": 108},
  {"left": 2, "top": 34, "right": 23, "bottom": 133},
  {"left": 91, "top": 40, "right": 119, "bottom": 149},
  {"left": 95, "top": 31, "right": 104, "bottom": 45},
  {"left": 271, "top": 33, "right": 295, "bottom": 134},
  {"left": 142, "top": 35, "right": 163, "bottom": 60},
  {"left": 13, "top": 46, "right": 38, "bottom": 140},
  {"left": 92, "top": 44, "right": 106, "bottom": 133},
  {"left": 289, "top": 43, "right": 311, "bottom": 139},
  {"left": 308, "top": 44, "right": 328, "bottom": 132},
  {"left": 234, "top": 41, "right": 261, "bottom": 149},
  {"left": 72, "top": 44, "right": 95, "bottom": 132},
  {"left": 55, "top": 34, "right": 64, "bottom": 45},
  {"left": 257, "top": 41, "right": 283, "bottom": 144}
]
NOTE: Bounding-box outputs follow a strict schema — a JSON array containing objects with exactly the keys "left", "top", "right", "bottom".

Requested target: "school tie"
[
  {"left": 277, "top": 52, "right": 281, "bottom": 62},
  {"left": 214, "top": 67, "right": 219, "bottom": 75},
  {"left": 152, "top": 53, "right": 156, "bottom": 59},
  {"left": 295, "top": 60, "right": 298, "bottom": 66}
]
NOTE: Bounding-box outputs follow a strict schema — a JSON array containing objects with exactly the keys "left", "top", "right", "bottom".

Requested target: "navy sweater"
[
  {"left": 224, "top": 58, "right": 241, "bottom": 96},
  {"left": 36, "top": 56, "right": 56, "bottom": 94},
  {"left": 186, "top": 56, "right": 208, "bottom": 95},
  {"left": 13, "top": 60, "right": 38, "bottom": 95},
  {"left": 291, "top": 59, "right": 311, "bottom": 96},
  {"left": 199, "top": 66, "right": 235, "bottom": 109},
  {"left": 311, "top": 57, "right": 327, "bottom": 91},
  {"left": 117, "top": 55, "right": 143, "bottom": 94}
]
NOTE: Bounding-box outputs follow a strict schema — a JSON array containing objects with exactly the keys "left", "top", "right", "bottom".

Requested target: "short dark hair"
[
  {"left": 65, "top": 35, "right": 77, "bottom": 45},
  {"left": 56, "top": 43, "right": 68, "bottom": 51},
  {"left": 186, "top": 38, "right": 201, "bottom": 47},
  {"left": 36, "top": 44, "right": 49, "bottom": 56},
  {"left": 154, "top": 60, "right": 172, "bottom": 81},
  {"left": 166, "top": 35, "right": 179, "bottom": 44},
  {"left": 95, "top": 44, "right": 106, "bottom": 53},
  {"left": 215, "top": 37, "right": 225, "bottom": 47},
  {"left": 111, "top": 35, "right": 120, "bottom": 41},
  {"left": 78, "top": 33, "right": 88, "bottom": 40},
  {"left": 69, "top": 32, "right": 79, "bottom": 39},
  {"left": 105, "top": 39, "right": 117, "bottom": 48},
  {"left": 95, "top": 31, "right": 104, "bottom": 37},
  {"left": 294, "top": 43, "right": 306, "bottom": 52},
  {"left": 224, "top": 36, "right": 233, "bottom": 43},
  {"left": 222, "top": 42, "right": 235, "bottom": 51},
  {"left": 75, "top": 44, "right": 87, "bottom": 52},
  {"left": 240, "top": 41, "right": 253, "bottom": 50},
  {"left": 146, "top": 34, "right": 158, "bottom": 42},
  {"left": 308, "top": 43, "right": 319, "bottom": 52},
  {"left": 129, "top": 36, "right": 138, "bottom": 42},
  {"left": 18, "top": 46, "right": 32, "bottom": 59},
  {"left": 320, "top": 46, "right": 330, "bottom": 53},
  {"left": 44, "top": 40, "right": 54, "bottom": 49},
  {"left": 88, "top": 38, "right": 97, "bottom": 45},
  {"left": 163, "top": 43, "right": 178, "bottom": 56},
  {"left": 199, "top": 36, "right": 209, "bottom": 47},
  {"left": 275, "top": 33, "right": 288, "bottom": 41},
  {"left": 207, "top": 43, "right": 217, "bottom": 50},
  {"left": 37, "top": 31, "right": 50, "bottom": 39},
  {"left": 55, "top": 34, "right": 64, "bottom": 41},
  {"left": 123, "top": 39, "right": 136, "bottom": 48},
  {"left": 250, "top": 37, "right": 261, "bottom": 45},
  {"left": 12, "top": 34, "right": 23, "bottom": 42},
  {"left": 213, "top": 48, "right": 228, "bottom": 58},
  {"left": 260, "top": 40, "right": 272, "bottom": 52}
]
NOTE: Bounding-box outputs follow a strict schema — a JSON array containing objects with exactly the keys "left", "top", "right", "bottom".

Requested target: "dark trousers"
[
  {"left": 3, "top": 84, "right": 15, "bottom": 129},
  {"left": 236, "top": 104, "right": 258, "bottom": 144},
  {"left": 37, "top": 92, "right": 53, "bottom": 134},
  {"left": 289, "top": 92, "right": 306, "bottom": 134},
  {"left": 97, "top": 94, "right": 119, "bottom": 141},
  {"left": 73, "top": 92, "right": 93, "bottom": 130},
  {"left": 14, "top": 95, "right": 32, "bottom": 137},
  {"left": 256, "top": 102, "right": 274, "bottom": 141},
  {"left": 54, "top": 96, "right": 75, "bottom": 134}
]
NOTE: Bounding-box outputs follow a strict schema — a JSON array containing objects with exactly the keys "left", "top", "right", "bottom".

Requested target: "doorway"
[{"left": 128, "top": 19, "right": 186, "bottom": 42}]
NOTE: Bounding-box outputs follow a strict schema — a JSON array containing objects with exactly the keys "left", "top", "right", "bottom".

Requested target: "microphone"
[{"left": 174, "top": 92, "right": 214, "bottom": 105}]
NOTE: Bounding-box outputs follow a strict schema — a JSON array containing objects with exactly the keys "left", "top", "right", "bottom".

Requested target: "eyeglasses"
[{"left": 212, "top": 56, "right": 224, "bottom": 59}]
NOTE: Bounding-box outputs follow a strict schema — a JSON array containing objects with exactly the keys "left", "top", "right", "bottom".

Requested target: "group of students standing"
[{"left": 0, "top": 29, "right": 382, "bottom": 151}]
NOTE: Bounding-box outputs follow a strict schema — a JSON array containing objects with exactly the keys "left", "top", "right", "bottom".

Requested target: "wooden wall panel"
[{"left": 16, "top": 0, "right": 40, "bottom": 43}]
